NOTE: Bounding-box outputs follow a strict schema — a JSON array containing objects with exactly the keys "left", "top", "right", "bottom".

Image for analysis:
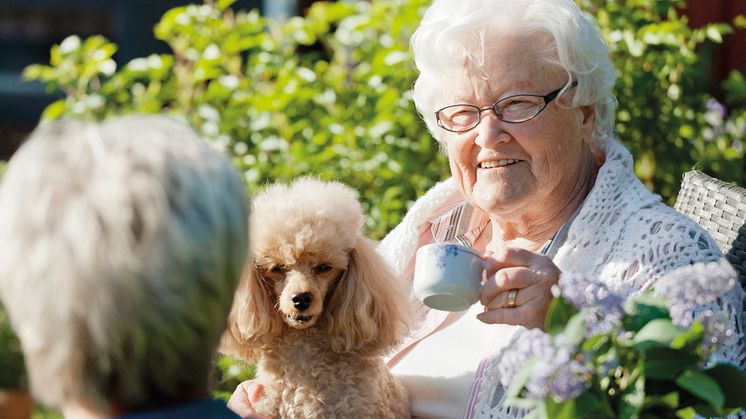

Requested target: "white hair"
[
  {"left": 0, "top": 115, "right": 249, "bottom": 411},
  {"left": 411, "top": 0, "right": 617, "bottom": 151}
]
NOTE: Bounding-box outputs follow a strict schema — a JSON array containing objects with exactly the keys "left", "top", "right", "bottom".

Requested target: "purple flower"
[
  {"left": 653, "top": 260, "right": 736, "bottom": 327},
  {"left": 697, "top": 310, "right": 735, "bottom": 357},
  {"left": 547, "top": 358, "right": 591, "bottom": 402},
  {"left": 706, "top": 98, "right": 727, "bottom": 118},
  {"left": 556, "top": 273, "right": 625, "bottom": 333},
  {"left": 498, "top": 329, "right": 551, "bottom": 389},
  {"left": 498, "top": 329, "right": 590, "bottom": 402},
  {"left": 653, "top": 260, "right": 737, "bottom": 355},
  {"left": 732, "top": 139, "right": 743, "bottom": 153}
]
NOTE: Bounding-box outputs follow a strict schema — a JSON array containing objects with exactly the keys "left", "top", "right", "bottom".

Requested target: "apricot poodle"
[{"left": 221, "top": 178, "right": 411, "bottom": 418}]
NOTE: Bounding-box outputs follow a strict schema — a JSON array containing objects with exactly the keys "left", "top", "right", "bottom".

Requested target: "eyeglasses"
[{"left": 435, "top": 81, "right": 578, "bottom": 133}]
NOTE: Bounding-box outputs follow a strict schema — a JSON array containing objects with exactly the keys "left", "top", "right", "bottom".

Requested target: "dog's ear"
[
  {"left": 324, "top": 237, "right": 412, "bottom": 354},
  {"left": 219, "top": 263, "right": 283, "bottom": 362}
]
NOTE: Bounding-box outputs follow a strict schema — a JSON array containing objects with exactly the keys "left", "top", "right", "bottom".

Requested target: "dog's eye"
[
  {"left": 270, "top": 265, "right": 287, "bottom": 274},
  {"left": 313, "top": 264, "right": 332, "bottom": 274}
]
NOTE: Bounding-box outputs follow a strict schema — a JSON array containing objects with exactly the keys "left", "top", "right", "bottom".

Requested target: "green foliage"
[
  {"left": 21, "top": 0, "right": 745, "bottom": 233},
  {"left": 22, "top": 1, "right": 745, "bottom": 236},
  {"left": 0, "top": 302, "right": 27, "bottom": 389},
  {"left": 507, "top": 292, "right": 746, "bottom": 418},
  {"left": 22, "top": 0, "right": 446, "bottom": 239},
  {"left": 212, "top": 355, "right": 256, "bottom": 401},
  {"left": 581, "top": 0, "right": 744, "bottom": 198},
  {"left": 0, "top": 167, "right": 27, "bottom": 391}
]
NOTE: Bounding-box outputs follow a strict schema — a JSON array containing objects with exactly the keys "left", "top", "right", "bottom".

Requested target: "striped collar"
[{"left": 428, "top": 200, "right": 582, "bottom": 257}]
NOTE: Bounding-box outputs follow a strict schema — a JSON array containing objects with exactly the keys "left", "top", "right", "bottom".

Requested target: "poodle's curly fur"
[{"left": 221, "top": 178, "right": 412, "bottom": 418}]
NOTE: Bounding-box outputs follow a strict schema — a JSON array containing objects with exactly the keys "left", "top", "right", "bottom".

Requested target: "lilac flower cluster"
[
  {"left": 554, "top": 273, "right": 625, "bottom": 334},
  {"left": 654, "top": 260, "right": 737, "bottom": 355},
  {"left": 653, "top": 260, "right": 736, "bottom": 327},
  {"left": 498, "top": 329, "right": 550, "bottom": 389},
  {"left": 702, "top": 97, "right": 744, "bottom": 153},
  {"left": 694, "top": 309, "right": 735, "bottom": 357},
  {"left": 498, "top": 329, "right": 590, "bottom": 402}
]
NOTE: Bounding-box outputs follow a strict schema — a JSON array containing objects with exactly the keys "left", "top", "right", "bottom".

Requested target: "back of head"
[
  {"left": 411, "top": 0, "right": 617, "bottom": 151},
  {"left": 0, "top": 115, "right": 249, "bottom": 413}
]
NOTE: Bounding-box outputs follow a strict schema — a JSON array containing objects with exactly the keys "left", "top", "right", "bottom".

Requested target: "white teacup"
[{"left": 412, "top": 243, "right": 485, "bottom": 312}]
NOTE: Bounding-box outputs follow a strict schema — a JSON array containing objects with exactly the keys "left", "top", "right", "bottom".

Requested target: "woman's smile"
[{"left": 478, "top": 159, "right": 522, "bottom": 169}]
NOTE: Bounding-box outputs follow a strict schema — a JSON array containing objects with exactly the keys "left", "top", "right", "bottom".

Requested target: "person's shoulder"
[{"left": 114, "top": 399, "right": 240, "bottom": 419}]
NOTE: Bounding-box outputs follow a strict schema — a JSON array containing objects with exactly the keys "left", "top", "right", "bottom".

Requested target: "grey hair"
[
  {"left": 0, "top": 115, "right": 249, "bottom": 411},
  {"left": 411, "top": 0, "right": 617, "bottom": 152}
]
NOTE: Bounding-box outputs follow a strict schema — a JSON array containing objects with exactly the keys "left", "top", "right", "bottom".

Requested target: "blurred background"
[
  {"left": 0, "top": 0, "right": 743, "bottom": 160},
  {"left": 0, "top": 0, "right": 335, "bottom": 158}
]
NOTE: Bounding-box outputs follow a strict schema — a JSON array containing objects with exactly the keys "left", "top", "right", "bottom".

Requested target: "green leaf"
[
  {"left": 619, "top": 376, "right": 645, "bottom": 419},
  {"left": 644, "top": 347, "right": 698, "bottom": 379},
  {"left": 561, "top": 311, "right": 587, "bottom": 346},
  {"left": 623, "top": 295, "right": 670, "bottom": 332},
  {"left": 735, "top": 15, "right": 746, "bottom": 30},
  {"left": 40, "top": 99, "right": 67, "bottom": 121},
  {"left": 216, "top": 0, "right": 237, "bottom": 11},
  {"left": 570, "top": 390, "right": 602, "bottom": 417},
  {"left": 545, "top": 397, "right": 577, "bottom": 419},
  {"left": 675, "top": 406, "right": 696, "bottom": 419},
  {"left": 675, "top": 369, "right": 725, "bottom": 410},
  {"left": 545, "top": 296, "right": 579, "bottom": 336},
  {"left": 644, "top": 391, "right": 679, "bottom": 410},
  {"left": 581, "top": 333, "right": 609, "bottom": 352},
  {"left": 670, "top": 320, "right": 704, "bottom": 351},
  {"left": 705, "top": 364, "right": 746, "bottom": 408},
  {"left": 706, "top": 25, "right": 723, "bottom": 43},
  {"left": 505, "top": 357, "right": 540, "bottom": 401},
  {"left": 632, "top": 318, "right": 685, "bottom": 349}
]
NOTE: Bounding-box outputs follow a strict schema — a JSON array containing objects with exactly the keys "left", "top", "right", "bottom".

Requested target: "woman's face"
[{"left": 438, "top": 34, "right": 596, "bottom": 222}]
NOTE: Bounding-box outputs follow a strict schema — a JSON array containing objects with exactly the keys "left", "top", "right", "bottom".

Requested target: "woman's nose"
[{"left": 474, "top": 111, "right": 510, "bottom": 148}]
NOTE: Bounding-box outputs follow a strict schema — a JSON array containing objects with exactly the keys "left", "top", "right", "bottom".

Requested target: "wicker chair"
[{"left": 674, "top": 170, "right": 746, "bottom": 286}]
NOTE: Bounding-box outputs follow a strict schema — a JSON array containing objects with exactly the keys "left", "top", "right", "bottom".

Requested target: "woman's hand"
[
  {"left": 227, "top": 380, "right": 274, "bottom": 419},
  {"left": 477, "top": 247, "right": 560, "bottom": 330}
]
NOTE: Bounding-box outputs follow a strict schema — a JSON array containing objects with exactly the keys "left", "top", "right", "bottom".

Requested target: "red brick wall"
[{"left": 684, "top": 0, "right": 746, "bottom": 84}]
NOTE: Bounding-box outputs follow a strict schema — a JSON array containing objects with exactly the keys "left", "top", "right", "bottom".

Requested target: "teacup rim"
[{"left": 418, "top": 242, "right": 483, "bottom": 259}]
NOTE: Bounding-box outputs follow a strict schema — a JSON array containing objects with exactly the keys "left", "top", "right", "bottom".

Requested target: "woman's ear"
[
  {"left": 219, "top": 263, "right": 283, "bottom": 362},
  {"left": 579, "top": 104, "right": 595, "bottom": 145},
  {"left": 324, "top": 237, "right": 412, "bottom": 354}
]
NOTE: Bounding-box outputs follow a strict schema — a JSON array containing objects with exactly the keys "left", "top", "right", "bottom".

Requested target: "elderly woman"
[
  {"left": 0, "top": 116, "right": 248, "bottom": 418},
  {"left": 226, "top": 0, "right": 745, "bottom": 418},
  {"left": 376, "top": 0, "right": 746, "bottom": 417}
]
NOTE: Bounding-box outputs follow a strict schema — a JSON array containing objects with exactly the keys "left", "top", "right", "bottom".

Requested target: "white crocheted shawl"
[{"left": 379, "top": 140, "right": 746, "bottom": 418}]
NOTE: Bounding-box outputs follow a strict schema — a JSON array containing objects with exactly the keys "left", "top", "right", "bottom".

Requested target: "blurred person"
[
  {"left": 228, "top": 0, "right": 745, "bottom": 418},
  {"left": 0, "top": 115, "right": 250, "bottom": 419}
]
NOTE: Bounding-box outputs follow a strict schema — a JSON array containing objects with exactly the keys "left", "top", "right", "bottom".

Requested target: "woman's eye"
[
  {"left": 314, "top": 264, "right": 332, "bottom": 274},
  {"left": 503, "top": 98, "right": 537, "bottom": 110},
  {"left": 450, "top": 111, "right": 476, "bottom": 125},
  {"left": 270, "top": 265, "right": 287, "bottom": 274}
]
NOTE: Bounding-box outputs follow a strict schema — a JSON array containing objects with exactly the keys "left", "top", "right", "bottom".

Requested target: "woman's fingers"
[
  {"left": 227, "top": 380, "right": 275, "bottom": 419},
  {"left": 482, "top": 278, "right": 542, "bottom": 310},
  {"left": 478, "top": 247, "right": 560, "bottom": 330},
  {"left": 477, "top": 305, "right": 545, "bottom": 329},
  {"left": 480, "top": 266, "right": 541, "bottom": 305},
  {"left": 484, "top": 247, "right": 551, "bottom": 275}
]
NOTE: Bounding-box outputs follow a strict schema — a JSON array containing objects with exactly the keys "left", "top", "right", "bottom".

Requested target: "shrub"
[
  {"left": 579, "top": 0, "right": 745, "bottom": 198},
  {"left": 22, "top": 0, "right": 446, "bottom": 239},
  {"left": 0, "top": 303, "right": 27, "bottom": 389},
  {"left": 22, "top": 0, "right": 745, "bottom": 234}
]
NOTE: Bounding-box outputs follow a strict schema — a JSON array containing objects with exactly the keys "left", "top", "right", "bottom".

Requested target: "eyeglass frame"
[{"left": 434, "top": 80, "right": 579, "bottom": 133}]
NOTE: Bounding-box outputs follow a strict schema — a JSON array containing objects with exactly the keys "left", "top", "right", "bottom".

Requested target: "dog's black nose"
[{"left": 292, "top": 292, "right": 313, "bottom": 311}]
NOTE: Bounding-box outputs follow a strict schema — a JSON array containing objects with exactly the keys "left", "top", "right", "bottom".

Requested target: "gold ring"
[{"left": 506, "top": 289, "right": 518, "bottom": 308}]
